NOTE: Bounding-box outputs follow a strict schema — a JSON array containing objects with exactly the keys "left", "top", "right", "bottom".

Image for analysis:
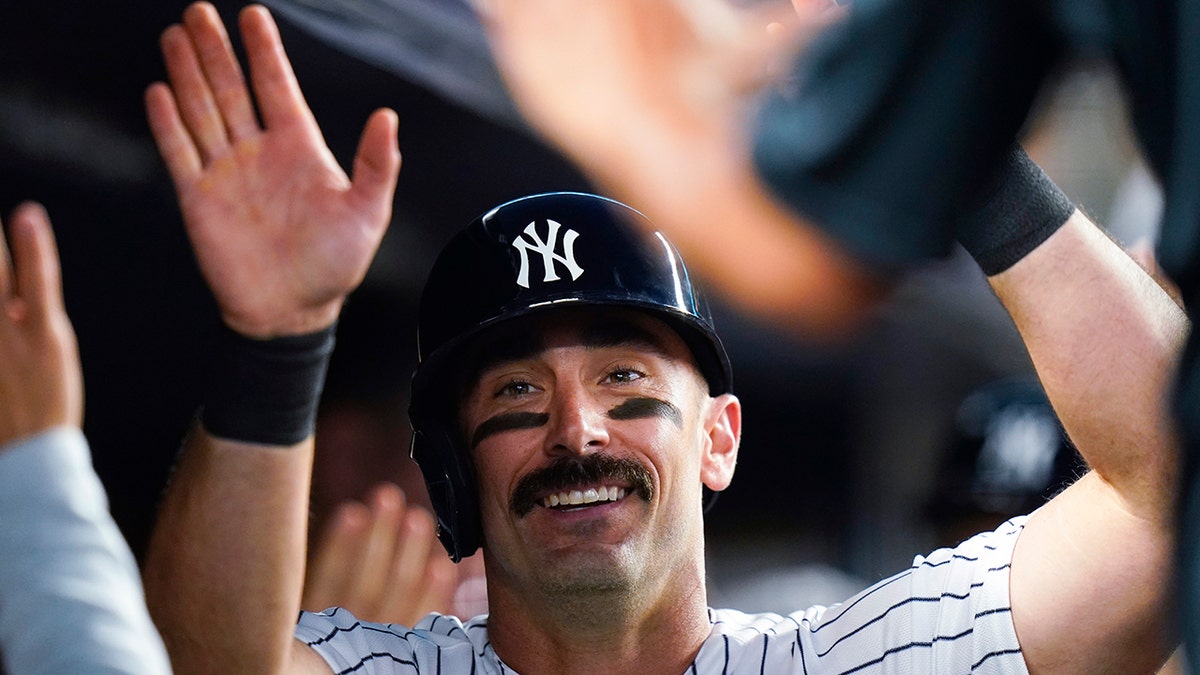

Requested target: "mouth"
[
  {"left": 542, "top": 485, "right": 628, "bottom": 509},
  {"left": 511, "top": 455, "right": 653, "bottom": 517}
]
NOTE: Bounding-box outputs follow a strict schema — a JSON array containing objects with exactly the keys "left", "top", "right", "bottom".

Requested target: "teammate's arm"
[
  {"left": 0, "top": 203, "right": 172, "bottom": 674},
  {"left": 987, "top": 209, "right": 1186, "bottom": 673},
  {"left": 138, "top": 3, "right": 399, "bottom": 673}
]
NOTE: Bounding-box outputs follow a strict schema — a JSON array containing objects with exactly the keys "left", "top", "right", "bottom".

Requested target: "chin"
[{"left": 535, "top": 547, "right": 638, "bottom": 599}]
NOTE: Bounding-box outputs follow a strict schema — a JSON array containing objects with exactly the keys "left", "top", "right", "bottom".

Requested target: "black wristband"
[
  {"left": 956, "top": 145, "right": 1075, "bottom": 276},
  {"left": 200, "top": 323, "right": 336, "bottom": 446}
]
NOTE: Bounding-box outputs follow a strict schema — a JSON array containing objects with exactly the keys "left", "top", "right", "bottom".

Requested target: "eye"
[
  {"left": 604, "top": 366, "right": 645, "bottom": 385},
  {"left": 495, "top": 379, "right": 537, "bottom": 398}
]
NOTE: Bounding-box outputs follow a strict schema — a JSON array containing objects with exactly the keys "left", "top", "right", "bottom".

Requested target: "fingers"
[
  {"left": 238, "top": 4, "right": 316, "bottom": 131},
  {"left": 151, "top": 1, "right": 298, "bottom": 180},
  {"left": 9, "top": 203, "right": 64, "bottom": 324},
  {"left": 159, "top": 21, "right": 231, "bottom": 161},
  {"left": 378, "top": 506, "right": 443, "bottom": 622},
  {"left": 303, "top": 484, "right": 456, "bottom": 625},
  {"left": 351, "top": 484, "right": 407, "bottom": 611},
  {"left": 406, "top": 540, "right": 458, "bottom": 619},
  {"left": 302, "top": 501, "right": 369, "bottom": 612},
  {"left": 145, "top": 83, "right": 204, "bottom": 189},
  {"left": 349, "top": 108, "right": 402, "bottom": 215},
  {"left": 183, "top": 2, "right": 260, "bottom": 141}
]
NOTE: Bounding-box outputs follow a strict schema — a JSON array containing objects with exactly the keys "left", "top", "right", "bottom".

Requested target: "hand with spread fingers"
[
  {"left": 479, "top": 0, "right": 878, "bottom": 337},
  {"left": 481, "top": 0, "right": 842, "bottom": 194},
  {"left": 303, "top": 483, "right": 461, "bottom": 626},
  {"left": 144, "top": 1, "right": 401, "bottom": 338},
  {"left": 0, "top": 203, "right": 82, "bottom": 447}
]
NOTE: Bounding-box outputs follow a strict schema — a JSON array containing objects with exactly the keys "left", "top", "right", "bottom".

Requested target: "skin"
[
  {"left": 301, "top": 482, "right": 460, "bottom": 626},
  {"left": 0, "top": 202, "right": 82, "bottom": 446},
  {"left": 479, "top": 0, "right": 881, "bottom": 338},
  {"left": 991, "top": 212, "right": 1187, "bottom": 673},
  {"left": 461, "top": 310, "right": 741, "bottom": 674}
]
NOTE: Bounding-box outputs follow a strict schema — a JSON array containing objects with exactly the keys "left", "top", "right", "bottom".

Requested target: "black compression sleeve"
[
  {"left": 200, "top": 323, "right": 336, "bottom": 446},
  {"left": 956, "top": 145, "right": 1076, "bottom": 276}
]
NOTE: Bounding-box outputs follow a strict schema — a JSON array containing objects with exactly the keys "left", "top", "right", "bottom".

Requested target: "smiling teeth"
[{"left": 544, "top": 486, "right": 627, "bottom": 508}]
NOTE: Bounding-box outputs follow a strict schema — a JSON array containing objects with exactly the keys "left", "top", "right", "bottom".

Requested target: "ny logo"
[{"left": 511, "top": 219, "right": 584, "bottom": 288}]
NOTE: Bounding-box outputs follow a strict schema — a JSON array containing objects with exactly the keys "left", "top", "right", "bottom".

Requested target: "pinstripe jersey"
[{"left": 295, "top": 517, "right": 1028, "bottom": 674}]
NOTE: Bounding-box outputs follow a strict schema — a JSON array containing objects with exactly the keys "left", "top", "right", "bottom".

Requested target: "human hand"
[
  {"left": 303, "top": 483, "right": 461, "bottom": 626},
  {"left": 145, "top": 2, "right": 401, "bottom": 338},
  {"left": 479, "top": 0, "right": 840, "bottom": 194},
  {"left": 0, "top": 203, "right": 83, "bottom": 446}
]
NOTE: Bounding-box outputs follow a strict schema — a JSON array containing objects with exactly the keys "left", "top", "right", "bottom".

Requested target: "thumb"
[
  {"left": 348, "top": 108, "right": 402, "bottom": 216},
  {"left": 10, "top": 202, "right": 65, "bottom": 323}
]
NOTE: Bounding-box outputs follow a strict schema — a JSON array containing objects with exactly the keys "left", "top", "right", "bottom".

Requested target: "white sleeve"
[
  {"left": 798, "top": 517, "right": 1029, "bottom": 673},
  {"left": 0, "top": 427, "right": 172, "bottom": 675}
]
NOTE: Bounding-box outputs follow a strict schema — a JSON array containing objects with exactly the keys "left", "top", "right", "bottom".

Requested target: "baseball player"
[{"left": 140, "top": 3, "right": 1186, "bottom": 673}]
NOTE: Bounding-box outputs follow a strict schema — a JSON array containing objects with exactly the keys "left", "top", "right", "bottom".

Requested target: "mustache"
[{"left": 510, "top": 454, "right": 654, "bottom": 517}]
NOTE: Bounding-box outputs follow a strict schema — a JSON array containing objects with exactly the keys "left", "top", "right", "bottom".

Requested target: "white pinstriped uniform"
[{"left": 295, "top": 517, "right": 1028, "bottom": 674}]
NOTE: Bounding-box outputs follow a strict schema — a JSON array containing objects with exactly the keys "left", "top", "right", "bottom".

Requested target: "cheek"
[{"left": 471, "top": 434, "right": 539, "bottom": 510}]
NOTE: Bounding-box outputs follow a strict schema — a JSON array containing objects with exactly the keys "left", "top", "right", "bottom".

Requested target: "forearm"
[
  {"left": 0, "top": 428, "right": 171, "bottom": 675},
  {"left": 589, "top": 116, "right": 884, "bottom": 339},
  {"left": 143, "top": 426, "right": 313, "bottom": 674},
  {"left": 988, "top": 210, "right": 1188, "bottom": 519}
]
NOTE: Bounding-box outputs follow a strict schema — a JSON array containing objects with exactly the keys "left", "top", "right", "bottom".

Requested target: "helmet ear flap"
[{"left": 411, "top": 425, "right": 482, "bottom": 562}]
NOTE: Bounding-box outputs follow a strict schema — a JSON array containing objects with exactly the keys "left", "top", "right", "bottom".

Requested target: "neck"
[{"left": 486, "top": 561, "right": 712, "bottom": 675}]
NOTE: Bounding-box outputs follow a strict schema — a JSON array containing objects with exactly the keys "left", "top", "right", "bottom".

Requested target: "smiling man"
[{"left": 141, "top": 4, "right": 1186, "bottom": 674}]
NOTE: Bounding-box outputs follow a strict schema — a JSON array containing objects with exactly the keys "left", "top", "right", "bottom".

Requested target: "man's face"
[{"left": 459, "top": 309, "right": 739, "bottom": 604}]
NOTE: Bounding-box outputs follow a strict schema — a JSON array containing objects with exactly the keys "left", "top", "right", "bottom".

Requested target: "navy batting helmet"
[{"left": 409, "top": 192, "right": 732, "bottom": 561}]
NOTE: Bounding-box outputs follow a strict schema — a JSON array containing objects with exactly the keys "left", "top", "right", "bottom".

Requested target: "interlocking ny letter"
[{"left": 512, "top": 220, "right": 584, "bottom": 288}]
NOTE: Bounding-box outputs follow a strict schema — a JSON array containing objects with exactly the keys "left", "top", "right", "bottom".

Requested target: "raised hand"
[
  {"left": 145, "top": 2, "right": 401, "bottom": 338},
  {"left": 0, "top": 203, "right": 83, "bottom": 446},
  {"left": 481, "top": 0, "right": 837, "bottom": 191},
  {"left": 303, "top": 483, "right": 460, "bottom": 625},
  {"left": 479, "top": 0, "right": 877, "bottom": 337}
]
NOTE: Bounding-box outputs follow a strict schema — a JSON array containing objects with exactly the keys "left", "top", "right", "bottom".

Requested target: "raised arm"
[
  {"left": 987, "top": 210, "right": 1186, "bottom": 673},
  {"left": 139, "top": 3, "right": 399, "bottom": 673},
  {"left": 0, "top": 203, "right": 171, "bottom": 674}
]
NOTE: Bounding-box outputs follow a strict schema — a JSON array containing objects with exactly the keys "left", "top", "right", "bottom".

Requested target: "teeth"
[{"left": 542, "top": 486, "right": 627, "bottom": 509}]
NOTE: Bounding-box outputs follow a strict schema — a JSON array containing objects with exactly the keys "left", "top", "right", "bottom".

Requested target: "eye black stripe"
[
  {"left": 471, "top": 412, "right": 549, "bottom": 448},
  {"left": 608, "top": 397, "right": 683, "bottom": 428}
]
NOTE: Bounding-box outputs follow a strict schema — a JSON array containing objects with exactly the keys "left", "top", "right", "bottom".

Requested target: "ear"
[{"left": 699, "top": 393, "right": 741, "bottom": 492}]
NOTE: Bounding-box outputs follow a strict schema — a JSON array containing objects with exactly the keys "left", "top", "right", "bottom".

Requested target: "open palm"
[{"left": 146, "top": 2, "right": 401, "bottom": 338}]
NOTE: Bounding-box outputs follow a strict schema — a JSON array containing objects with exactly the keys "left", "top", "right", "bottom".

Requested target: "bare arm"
[
  {"left": 989, "top": 211, "right": 1187, "bottom": 673},
  {"left": 140, "top": 3, "right": 399, "bottom": 673}
]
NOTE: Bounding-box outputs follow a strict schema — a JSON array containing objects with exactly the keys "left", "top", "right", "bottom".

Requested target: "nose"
[{"left": 545, "top": 380, "right": 610, "bottom": 457}]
